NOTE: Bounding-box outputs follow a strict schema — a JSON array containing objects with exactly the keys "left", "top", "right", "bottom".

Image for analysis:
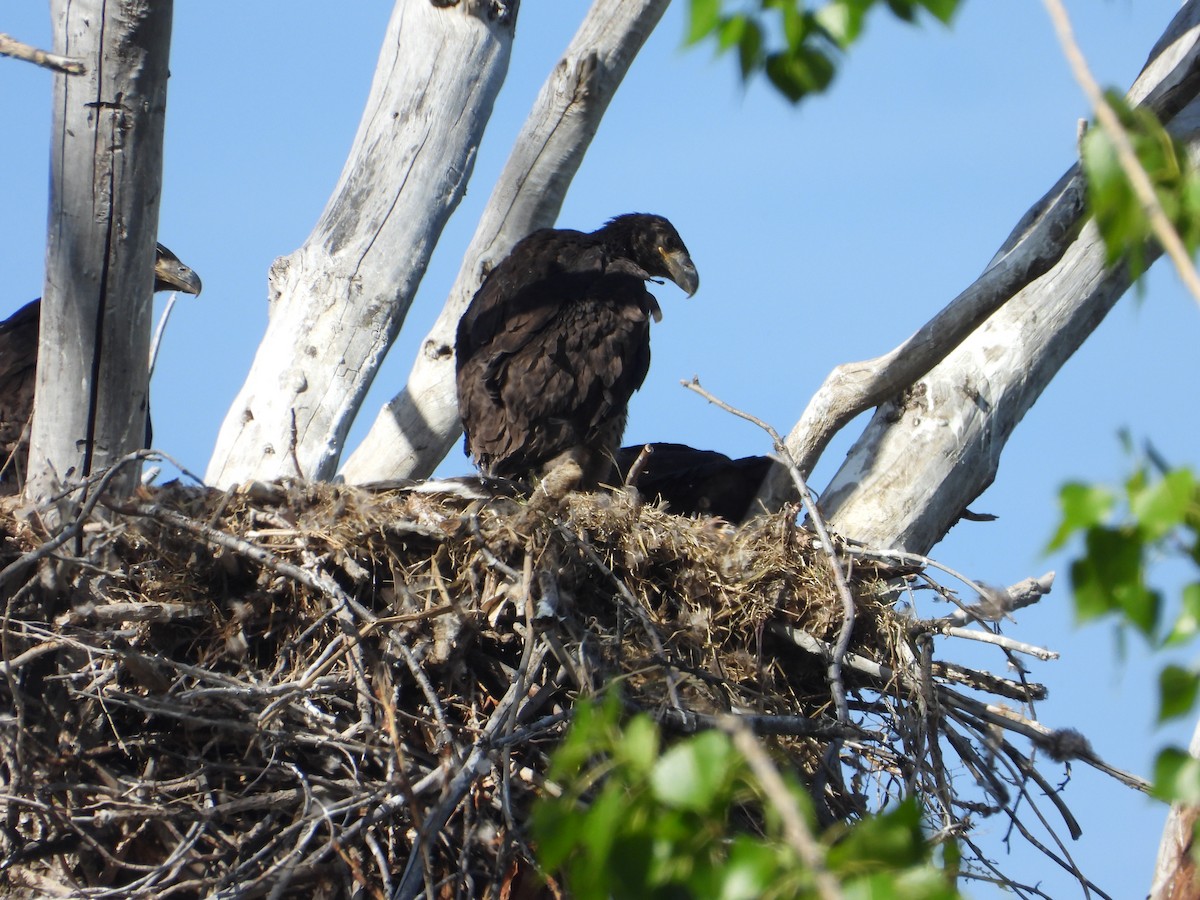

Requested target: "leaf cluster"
[
  {"left": 1051, "top": 450, "right": 1200, "bottom": 809},
  {"left": 685, "top": 0, "right": 960, "bottom": 103},
  {"left": 1081, "top": 91, "right": 1200, "bottom": 278},
  {"left": 1051, "top": 456, "right": 1199, "bottom": 645},
  {"left": 532, "top": 694, "right": 960, "bottom": 899}
]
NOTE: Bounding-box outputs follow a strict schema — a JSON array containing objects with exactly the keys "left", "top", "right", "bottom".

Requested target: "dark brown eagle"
[
  {"left": 616, "top": 442, "right": 771, "bottom": 523},
  {"left": 0, "top": 243, "right": 203, "bottom": 490},
  {"left": 456, "top": 214, "right": 699, "bottom": 489}
]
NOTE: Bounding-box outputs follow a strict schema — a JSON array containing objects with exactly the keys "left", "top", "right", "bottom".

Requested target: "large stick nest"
[{"left": 0, "top": 473, "right": 1134, "bottom": 898}]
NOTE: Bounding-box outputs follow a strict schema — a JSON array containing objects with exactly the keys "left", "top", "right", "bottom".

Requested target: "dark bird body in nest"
[
  {"left": 0, "top": 244, "right": 202, "bottom": 489},
  {"left": 456, "top": 214, "right": 699, "bottom": 491},
  {"left": 617, "top": 442, "right": 771, "bottom": 523}
]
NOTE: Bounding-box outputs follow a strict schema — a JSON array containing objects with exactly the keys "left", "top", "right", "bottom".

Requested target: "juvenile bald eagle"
[
  {"left": 616, "top": 442, "right": 771, "bottom": 524},
  {"left": 0, "top": 243, "right": 203, "bottom": 489},
  {"left": 456, "top": 214, "right": 699, "bottom": 489}
]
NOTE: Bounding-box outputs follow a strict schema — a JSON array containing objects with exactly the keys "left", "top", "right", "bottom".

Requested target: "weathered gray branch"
[
  {"left": 755, "top": 166, "right": 1085, "bottom": 504},
  {"left": 205, "top": 0, "right": 518, "bottom": 488},
  {"left": 762, "top": 1, "right": 1200, "bottom": 556},
  {"left": 0, "top": 32, "right": 84, "bottom": 74},
  {"left": 818, "top": 216, "right": 1149, "bottom": 553},
  {"left": 338, "top": 0, "right": 671, "bottom": 484},
  {"left": 26, "top": 0, "right": 173, "bottom": 509}
]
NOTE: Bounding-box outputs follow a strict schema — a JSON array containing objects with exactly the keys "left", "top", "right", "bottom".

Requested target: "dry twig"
[{"left": 0, "top": 32, "right": 85, "bottom": 74}]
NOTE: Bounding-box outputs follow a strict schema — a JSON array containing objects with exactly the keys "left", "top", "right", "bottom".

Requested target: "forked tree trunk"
[
  {"left": 204, "top": 0, "right": 517, "bottom": 488},
  {"left": 338, "top": 0, "right": 672, "bottom": 484},
  {"left": 26, "top": 0, "right": 173, "bottom": 512},
  {"left": 755, "top": 1, "right": 1200, "bottom": 556}
]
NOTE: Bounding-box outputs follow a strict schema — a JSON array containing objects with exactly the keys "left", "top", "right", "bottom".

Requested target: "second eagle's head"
[{"left": 153, "top": 243, "right": 204, "bottom": 296}]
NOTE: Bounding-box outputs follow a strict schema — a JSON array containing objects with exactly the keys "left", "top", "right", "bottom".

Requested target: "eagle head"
[
  {"left": 605, "top": 213, "right": 699, "bottom": 297},
  {"left": 153, "top": 243, "right": 204, "bottom": 296}
]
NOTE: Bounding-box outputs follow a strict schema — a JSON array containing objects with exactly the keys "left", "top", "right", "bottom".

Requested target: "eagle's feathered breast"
[{"left": 456, "top": 214, "right": 697, "bottom": 486}]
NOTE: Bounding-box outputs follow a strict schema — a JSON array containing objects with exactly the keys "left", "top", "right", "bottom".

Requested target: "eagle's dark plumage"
[
  {"left": 456, "top": 214, "right": 699, "bottom": 488},
  {"left": 616, "top": 442, "right": 771, "bottom": 523},
  {"left": 0, "top": 243, "right": 203, "bottom": 490}
]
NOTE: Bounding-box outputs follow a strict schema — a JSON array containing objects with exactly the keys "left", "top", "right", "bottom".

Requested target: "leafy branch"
[
  {"left": 532, "top": 694, "right": 961, "bottom": 899},
  {"left": 684, "top": 0, "right": 960, "bottom": 102},
  {"left": 1051, "top": 447, "right": 1200, "bottom": 810}
]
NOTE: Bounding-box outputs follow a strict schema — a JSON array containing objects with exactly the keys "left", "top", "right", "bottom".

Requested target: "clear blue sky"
[{"left": 3, "top": 2, "right": 1198, "bottom": 896}]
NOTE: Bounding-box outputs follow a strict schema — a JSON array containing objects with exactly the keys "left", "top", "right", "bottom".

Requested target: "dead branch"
[{"left": 0, "top": 32, "right": 84, "bottom": 74}]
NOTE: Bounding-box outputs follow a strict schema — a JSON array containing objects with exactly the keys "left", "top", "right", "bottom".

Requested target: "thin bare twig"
[
  {"left": 682, "top": 377, "right": 858, "bottom": 726},
  {"left": 622, "top": 443, "right": 654, "bottom": 488},
  {"left": 148, "top": 293, "right": 178, "bottom": 380},
  {"left": 1041, "top": 0, "right": 1200, "bottom": 308},
  {"left": 0, "top": 33, "right": 85, "bottom": 74}
]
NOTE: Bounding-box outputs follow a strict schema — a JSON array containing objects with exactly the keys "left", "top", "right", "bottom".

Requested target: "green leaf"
[
  {"left": 1081, "top": 92, "right": 1200, "bottom": 278},
  {"left": 916, "top": 0, "right": 961, "bottom": 25},
  {"left": 1082, "top": 124, "right": 1142, "bottom": 268},
  {"left": 1167, "top": 583, "right": 1200, "bottom": 645},
  {"left": 1154, "top": 746, "right": 1200, "bottom": 804},
  {"left": 1120, "top": 584, "right": 1162, "bottom": 637},
  {"left": 1070, "top": 526, "right": 1158, "bottom": 634},
  {"left": 652, "top": 729, "right": 734, "bottom": 816},
  {"left": 716, "top": 15, "right": 747, "bottom": 53},
  {"left": 1182, "top": 174, "right": 1200, "bottom": 252},
  {"left": 1159, "top": 664, "right": 1200, "bottom": 722},
  {"left": 714, "top": 837, "right": 780, "bottom": 900},
  {"left": 686, "top": 0, "right": 722, "bottom": 45},
  {"left": 546, "top": 695, "right": 616, "bottom": 780},
  {"left": 1048, "top": 482, "right": 1115, "bottom": 550},
  {"left": 607, "top": 829, "right": 659, "bottom": 896},
  {"left": 884, "top": 0, "right": 917, "bottom": 21},
  {"left": 619, "top": 713, "right": 661, "bottom": 777},
  {"left": 828, "top": 797, "right": 927, "bottom": 870},
  {"left": 530, "top": 797, "right": 585, "bottom": 871},
  {"left": 814, "top": 2, "right": 863, "bottom": 49},
  {"left": 650, "top": 730, "right": 734, "bottom": 812},
  {"left": 765, "top": 47, "right": 836, "bottom": 103},
  {"left": 737, "top": 18, "right": 765, "bottom": 80},
  {"left": 782, "top": 5, "right": 814, "bottom": 50},
  {"left": 580, "top": 784, "right": 631, "bottom": 870},
  {"left": 844, "top": 867, "right": 959, "bottom": 900},
  {"left": 1131, "top": 468, "right": 1196, "bottom": 541}
]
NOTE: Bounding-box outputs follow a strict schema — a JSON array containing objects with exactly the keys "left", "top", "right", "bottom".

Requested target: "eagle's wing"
[
  {"left": 0, "top": 300, "right": 41, "bottom": 486},
  {"left": 456, "top": 231, "right": 600, "bottom": 370}
]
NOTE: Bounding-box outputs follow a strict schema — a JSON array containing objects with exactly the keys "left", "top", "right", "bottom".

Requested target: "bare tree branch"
[
  {"left": 761, "top": 1, "right": 1200, "bottom": 553},
  {"left": 1042, "top": 0, "right": 1200, "bottom": 308},
  {"left": 0, "top": 32, "right": 84, "bottom": 74},
  {"left": 755, "top": 166, "right": 1084, "bottom": 503},
  {"left": 206, "top": 0, "right": 518, "bottom": 487}
]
